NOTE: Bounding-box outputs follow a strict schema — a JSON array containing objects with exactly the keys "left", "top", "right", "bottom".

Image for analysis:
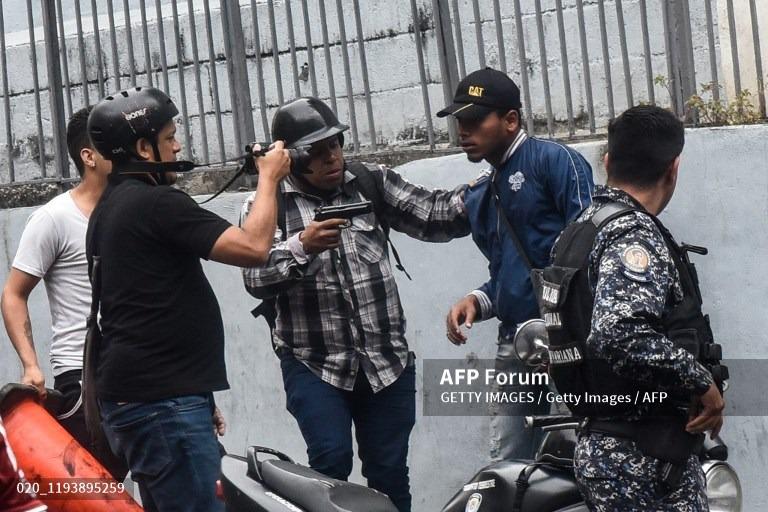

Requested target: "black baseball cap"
[{"left": 437, "top": 67, "right": 522, "bottom": 119}]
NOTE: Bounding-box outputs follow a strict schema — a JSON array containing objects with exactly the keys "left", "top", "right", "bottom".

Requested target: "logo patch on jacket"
[{"left": 508, "top": 171, "right": 526, "bottom": 192}]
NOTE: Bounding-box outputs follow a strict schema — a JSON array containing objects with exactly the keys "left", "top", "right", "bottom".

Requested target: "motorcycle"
[
  {"left": 219, "top": 320, "right": 742, "bottom": 512},
  {"left": 219, "top": 416, "right": 741, "bottom": 512}
]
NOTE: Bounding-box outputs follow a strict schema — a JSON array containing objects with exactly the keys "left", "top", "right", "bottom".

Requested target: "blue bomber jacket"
[{"left": 464, "top": 131, "right": 594, "bottom": 336}]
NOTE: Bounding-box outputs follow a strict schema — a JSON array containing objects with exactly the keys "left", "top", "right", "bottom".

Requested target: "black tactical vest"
[{"left": 531, "top": 202, "right": 728, "bottom": 417}]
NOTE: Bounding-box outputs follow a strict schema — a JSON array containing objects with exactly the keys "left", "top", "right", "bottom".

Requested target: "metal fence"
[{"left": 0, "top": 0, "right": 765, "bottom": 185}]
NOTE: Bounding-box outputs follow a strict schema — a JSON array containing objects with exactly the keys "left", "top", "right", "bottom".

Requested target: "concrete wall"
[
  {"left": 0, "top": 0, "right": 734, "bottom": 182},
  {"left": 0, "top": 124, "right": 766, "bottom": 510}
]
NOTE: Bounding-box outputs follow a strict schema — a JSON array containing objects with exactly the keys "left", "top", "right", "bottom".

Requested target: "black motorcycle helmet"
[
  {"left": 88, "top": 87, "right": 179, "bottom": 162},
  {"left": 271, "top": 97, "right": 349, "bottom": 149}
]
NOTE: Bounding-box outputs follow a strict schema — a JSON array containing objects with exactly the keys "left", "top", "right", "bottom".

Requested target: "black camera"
[{"left": 244, "top": 143, "right": 313, "bottom": 176}]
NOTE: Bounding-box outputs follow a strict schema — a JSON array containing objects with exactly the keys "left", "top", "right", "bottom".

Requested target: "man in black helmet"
[
  {"left": 84, "top": 87, "right": 292, "bottom": 512},
  {"left": 241, "top": 97, "right": 470, "bottom": 512}
]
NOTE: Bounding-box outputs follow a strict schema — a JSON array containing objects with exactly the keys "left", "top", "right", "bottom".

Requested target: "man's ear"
[
  {"left": 667, "top": 155, "right": 680, "bottom": 187},
  {"left": 135, "top": 138, "right": 154, "bottom": 161},
  {"left": 603, "top": 152, "right": 611, "bottom": 177},
  {"left": 79, "top": 147, "right": 96, "bottom": 169},
  {"left": 504, "top": 109, "right": 520, "bottom": 133}
]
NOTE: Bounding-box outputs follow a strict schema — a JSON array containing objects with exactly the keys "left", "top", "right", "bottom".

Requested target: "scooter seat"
[{"left": 260, "top": 459, "right": 398, "bottom": 512}]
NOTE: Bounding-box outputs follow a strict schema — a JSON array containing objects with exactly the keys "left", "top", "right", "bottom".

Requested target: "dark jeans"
[
  {"left": 281, "top": 355, "right": 416, "bottom": 512},
  {"left": 53, "top": 370, "right": 129, "bottom": 481},
  {"left": 100, "top": 394, "right": 224, "bottom": 512}
]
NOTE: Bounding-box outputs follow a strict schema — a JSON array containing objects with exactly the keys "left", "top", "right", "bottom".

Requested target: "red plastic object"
[{"left": 0, "top": 383, "right": 142, "bottom": 511}]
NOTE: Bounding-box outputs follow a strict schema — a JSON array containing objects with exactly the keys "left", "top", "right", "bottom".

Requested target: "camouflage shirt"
[{"left": 575, "top": 186, "right": 713, "bottom": 406}]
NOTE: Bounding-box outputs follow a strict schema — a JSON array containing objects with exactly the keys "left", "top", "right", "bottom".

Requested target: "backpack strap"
[{"left": 591, "top": 201, "right": 636, "bottom": 230}]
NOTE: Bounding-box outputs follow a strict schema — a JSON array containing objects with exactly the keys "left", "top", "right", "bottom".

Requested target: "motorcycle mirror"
[{"left": 513, "top": 319, "right": 550, "bottom": 367}]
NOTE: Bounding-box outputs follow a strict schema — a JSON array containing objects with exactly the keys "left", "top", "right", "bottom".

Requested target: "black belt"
[{"left": 582, "top": 419, "right": 640, "bottom": 439}]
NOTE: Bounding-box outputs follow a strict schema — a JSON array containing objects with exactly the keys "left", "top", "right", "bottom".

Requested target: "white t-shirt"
[{"left": 12, "top": 191, "right": 91, "bottom": 376}]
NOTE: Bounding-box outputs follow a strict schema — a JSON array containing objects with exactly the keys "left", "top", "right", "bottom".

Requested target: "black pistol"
[{"left": 314, "top": 200, "right": 373, "bottom": 222}]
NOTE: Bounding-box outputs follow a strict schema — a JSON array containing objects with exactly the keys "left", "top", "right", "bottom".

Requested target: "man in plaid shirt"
[{"left": 241, "top": 97, "right": 469, "bottom": 512}]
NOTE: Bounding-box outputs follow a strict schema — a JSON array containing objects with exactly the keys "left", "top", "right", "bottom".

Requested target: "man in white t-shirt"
[{"left": 1, "top": 107, "right": 126, "bottom": 480}]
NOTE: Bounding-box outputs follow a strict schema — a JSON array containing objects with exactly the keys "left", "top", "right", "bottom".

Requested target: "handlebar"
[{"left": 525, "top": 415, "right": 582, "bottom": 430}]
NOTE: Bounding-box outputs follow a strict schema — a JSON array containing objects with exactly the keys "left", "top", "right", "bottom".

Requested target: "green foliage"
[
  {"left": 653, "top": 75, "right": 762, "bottom": 126},
  {"left": 686, "top": 82, "right": 761, "bottom": 126}
]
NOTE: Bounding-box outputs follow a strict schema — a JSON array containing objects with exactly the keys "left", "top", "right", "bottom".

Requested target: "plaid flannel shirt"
[{"left": 241, "top": 163, "right": 469, "bottom": 391}]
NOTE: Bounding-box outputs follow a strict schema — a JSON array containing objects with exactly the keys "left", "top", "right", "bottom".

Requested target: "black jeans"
[{"left": 53, "top": 369, "right": 129, "bottom": 481}]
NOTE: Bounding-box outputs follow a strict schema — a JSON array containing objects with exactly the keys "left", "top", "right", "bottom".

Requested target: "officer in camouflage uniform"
[{"left": 545, "top": 106, "right": 725, "bottom": 511}]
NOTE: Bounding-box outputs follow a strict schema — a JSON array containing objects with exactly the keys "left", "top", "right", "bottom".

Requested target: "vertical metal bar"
[
  {"left": 75, "top": 0, "right": 91, "bottom": 106},
  {"left": 410, "top": 0, "right": 434, "bottom": 149},
  {"left": 249, "top": 0, "right": 271, "bottom": 141},
  {"left": 267, "top": 0, "right": 284, "bottom": 104},
  {"left": 90, "top": 0, "right": 105, "bottom": 97},
  {"left": 615, "top": 0, "right": 633, "bottom": 107},
  {"left": 597, "top": 0, "right": 615, "bottom": 119},
  {"left": 285, "top": 0, "right": 301, "bottom": 98},
  {"left": 680, "top": 0, "right": 697, "bottom": 102},
  {"left": 704, "top": 0, "right": 720, "bottom": 102},
  {"left": 335, "top": 0, "right": 359, "bottom": 153},
  {"left": 42, "top": 0, "right": 69, "bottom": 179},
  {"left": 0, "top": 1, "right": 14, "bottom": 180},
  {"left": 107, "top": 0, "right": 122, "bottom": 91},
  {"left": 639, "top": 0, "right": 654, "bottom": 104},
  {"left": 203, "top": 0, "right": 226, "bottom": 159},
  {"left": 663, "top": 0, "right": 696, "bottom": 119},
  {"left": 27, "top": 0, "right": 46, "bottom": 175},
  {"left": 661, "top": 0, "right": 682, "bottom": 114},
  {"left": 139, "top": 0, "right": 154, "bottom": 87},
  {"left": 492, "top": 0, "right": 506, "bottom": 74},
  {"left": 56, "top": 0, "right": 72, "bottom": 116},
  {"left": 554, "top": 0, "right": 573, "bottom": 136},
  {"left": 432, "top": 0, "right": 460, "bottom": 144},
  {"left": 450, "top": 0, "right": 466, "bottom": 78},
  {"left": 155, "top": 0, "right": 170, "bottom": 93},
  {"left": 575, "top": 0, "right": 595, "bottom": 134},
  {"left": 513, "top": 0, "right": 533, "bottom": 133},
  {"left": 171, "top": 0, "right": 192, "bottom": 159},
  {"left": 300, "top": 0, "right": 319, "bottom": 97},
  {"left": 725, "top": 0, "right": 741, "bottom": 95},
  {"left": 534, "top": 0, "right": 554, "bottom": 137},
  {"left": 318, "top": 0, "right": 337, "bottom": 113},
  {"left": 352, "top": 0, "right": 376, "bottom": 150},
  {"left": 187, "top": 0, "right": 209, "bottom": 163},
  {"left": 471, "top": 0, "right": 485, "bottom": 68},
  {"left": 122, "top": 0, "right": 137, "bottom": 86},
  {"left": 220, "top": 0, "right": 256, "bottom": 154},
  {"left": 748, "top": 0, "right": 765, "bottom": 117}
]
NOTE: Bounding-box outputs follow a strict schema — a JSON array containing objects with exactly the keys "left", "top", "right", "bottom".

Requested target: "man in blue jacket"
[{"left": 443, "top": 68, "right": 594, "bottom": 459}]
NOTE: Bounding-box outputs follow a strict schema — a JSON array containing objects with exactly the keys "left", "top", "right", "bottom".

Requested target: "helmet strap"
[{"left": 150, "top": 139, "right": 167, "bottom": 185}]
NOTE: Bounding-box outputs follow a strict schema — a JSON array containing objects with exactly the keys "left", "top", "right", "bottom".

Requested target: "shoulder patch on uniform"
[{"left": 621, "top": 244, "right": 651, "bottom": 274}]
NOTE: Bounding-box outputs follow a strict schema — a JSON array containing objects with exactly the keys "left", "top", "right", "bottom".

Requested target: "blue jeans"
[
  {"left": 100, "top": 394, "right": 224, "bottom": 512},
  {"left": 281, "top": 355, "right": 416, "bottom": 512},
  {"left": 489, "top": 339, "right": 550, "bottom": 460}
]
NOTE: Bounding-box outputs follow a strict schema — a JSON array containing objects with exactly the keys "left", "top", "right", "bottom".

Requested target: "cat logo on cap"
[
  {"left": 468, "top": 86, "right": 484, "bottom": 97},
  {"left": 465, "top": 493, "right": 483, "bottom": 512}
]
